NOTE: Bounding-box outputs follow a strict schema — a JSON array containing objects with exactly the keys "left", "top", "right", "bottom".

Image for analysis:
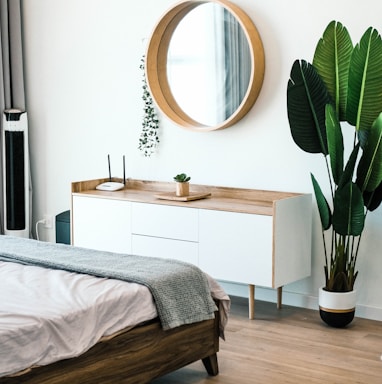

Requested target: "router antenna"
[
  {"left": 123, "top": 155, "right": 126, "bottom": 185},
  {"left": 95, "top": 155, "right": 125, "bottom": 192},
  {"left": 108, "top": 154, "right": 111, "bottom": 181}
]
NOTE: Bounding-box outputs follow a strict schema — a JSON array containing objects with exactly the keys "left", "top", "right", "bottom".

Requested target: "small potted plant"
[
  {"left": 287, "top": 21, "right": 382, "bottom": 327},
  {"left": 174, "top": 173, "right": 191, "bottom": 197}
]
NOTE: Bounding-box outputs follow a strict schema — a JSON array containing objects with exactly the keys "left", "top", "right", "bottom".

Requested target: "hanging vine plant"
[{"left": 138, "top": 55, "right": 160, "bottom": 157}]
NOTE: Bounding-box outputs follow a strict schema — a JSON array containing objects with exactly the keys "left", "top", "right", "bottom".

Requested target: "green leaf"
[
  {"left": 356, "top": 112, "right": 382, "bottom": 192},
  {"left": 346, "top": 27, "right": 382, "bottom": 133},
  {"left": 311, "top": 173, "right": 332, "bottom": 230},
  {"left": 338, "top": 143, "right": 360, "bottom": 190},
  {"left": 332, "top": 182, "right": 365, "bottom": 235},
  {"left": 173, "top": 173, "right": 191, "bottom": 182},
  {"left": 325, "top": 104, "right": 344, "bottom": 184},
  {"left": 330, "top": 271, "right": 350, "bottom": 292},
  {"left": 313, "top": 21, "right": 353, "bottom": 120},
  {"left": 363, "top": 180, "right": 382, "bottom": 211},
  {"left": 287, "top": 60, "right": 332, "bottom": 155}
]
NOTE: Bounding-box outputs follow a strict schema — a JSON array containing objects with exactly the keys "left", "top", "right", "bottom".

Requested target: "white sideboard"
[{"left": 71, "top": 178, "right": 312, "bottom": 319}]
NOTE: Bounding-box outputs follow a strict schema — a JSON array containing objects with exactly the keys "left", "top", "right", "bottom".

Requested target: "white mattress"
[{"left": 0, "top": 260, "right": 158, "bottom": 377}]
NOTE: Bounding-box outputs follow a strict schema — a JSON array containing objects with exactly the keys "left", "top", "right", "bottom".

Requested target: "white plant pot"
[{"left": 318, "top": 287, "right": 357, "bottom": 328}]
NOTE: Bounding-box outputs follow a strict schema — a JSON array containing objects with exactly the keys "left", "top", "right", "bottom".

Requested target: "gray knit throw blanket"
[{"left": 0, "top": 235, "right": 216, "bottom": 330}]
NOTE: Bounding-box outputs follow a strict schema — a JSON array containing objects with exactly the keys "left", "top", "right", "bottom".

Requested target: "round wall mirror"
[{"left": 145, "top": 0, "right": 265, "bottom": 131}]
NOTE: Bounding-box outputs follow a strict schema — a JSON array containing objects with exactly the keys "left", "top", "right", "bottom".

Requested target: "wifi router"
[
  {"left": 96, "top": 154, "right": 126, "bottom": 192},
  {"left": 96, "top": 181, "right": 125, "bottom": 191}
]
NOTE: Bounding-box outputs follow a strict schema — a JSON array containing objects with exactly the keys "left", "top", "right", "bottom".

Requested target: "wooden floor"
[{"left": 152, "top": 296, "right": 382, "bottom": 384}]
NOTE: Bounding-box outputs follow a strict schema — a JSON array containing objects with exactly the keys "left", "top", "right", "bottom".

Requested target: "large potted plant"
[{"left": 287, "top": 21, "right": 382, "bottom": 327}]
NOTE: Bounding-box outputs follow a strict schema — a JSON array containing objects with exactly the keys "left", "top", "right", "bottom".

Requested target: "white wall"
[{"left": 21, "top": 0, "right": 382, "bottom": 320}]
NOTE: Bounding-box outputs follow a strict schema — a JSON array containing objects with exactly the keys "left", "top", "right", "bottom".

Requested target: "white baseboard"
[{"left": 219, "top": 281, "right": 382, "bottom": 322}]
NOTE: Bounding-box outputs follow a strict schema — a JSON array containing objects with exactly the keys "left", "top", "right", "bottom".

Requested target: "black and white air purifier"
[{"left": 2, "top": 109, "right": 30, "bottom": 237}]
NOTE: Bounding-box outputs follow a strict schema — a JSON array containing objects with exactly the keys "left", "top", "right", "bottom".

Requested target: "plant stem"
[{"left": 324, "top": 155, "right": 335, "bottom": 201}]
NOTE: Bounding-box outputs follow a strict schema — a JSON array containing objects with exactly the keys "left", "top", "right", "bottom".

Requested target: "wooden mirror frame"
[{"left": 145, "top": 0, "right": 265, "bottom": 132}]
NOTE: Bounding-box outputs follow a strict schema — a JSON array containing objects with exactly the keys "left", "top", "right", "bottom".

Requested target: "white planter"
[{"left": 318, "top": 287, "right": 357, "bottom": 327}]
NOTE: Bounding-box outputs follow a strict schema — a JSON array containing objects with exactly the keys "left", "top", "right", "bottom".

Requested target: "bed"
[{"left": 0, "top": 235, "right": 229, "bottom": 383}]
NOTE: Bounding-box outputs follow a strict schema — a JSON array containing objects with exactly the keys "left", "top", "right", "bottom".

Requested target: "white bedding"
[
  {"left": 0, "top": 259, "right": 230, "bottom": 378},
  {"left": 0, "top": 260, "right": 157, "bottom": 377}
]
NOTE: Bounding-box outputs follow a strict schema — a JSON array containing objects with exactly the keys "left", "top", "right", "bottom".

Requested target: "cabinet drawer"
[
  {"left": 132, "top": 234, "right": 198, "bottom": 265},
  {"left": 131, "top": 202, "right": 198, "bottom": 241},
  {"left": 199, "top": 209, "right": 273, "bottom": 286}
]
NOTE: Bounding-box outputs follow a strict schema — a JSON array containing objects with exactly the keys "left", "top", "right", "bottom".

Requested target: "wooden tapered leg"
[
  {"left": 249, "top": 284, "right": 255, "bottom": 319},
  {"left": 277, "top": 286, "right": 283, "bottom": 309},
  {"left": 202, "top": 353, "right": 219, "bottom": 376}
]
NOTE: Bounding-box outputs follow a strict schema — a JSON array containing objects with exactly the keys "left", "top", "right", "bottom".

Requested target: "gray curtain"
[
  {"left": 0, "top": 0, "right": 26, "bottom": 234},
  {"left": 224, "top": 9, "right": 251, "bottom": 119}
]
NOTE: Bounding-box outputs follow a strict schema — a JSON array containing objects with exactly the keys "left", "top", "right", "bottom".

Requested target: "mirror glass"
[{"left": 167, "top": 3, "right": 251, "bottom": 126}]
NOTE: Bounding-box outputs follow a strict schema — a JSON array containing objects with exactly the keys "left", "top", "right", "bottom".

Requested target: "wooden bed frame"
[{"left": 0, "top": 307, "right": 220, "bottom": 384}]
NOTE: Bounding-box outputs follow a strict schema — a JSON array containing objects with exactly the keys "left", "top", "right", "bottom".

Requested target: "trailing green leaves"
[{"left": 138, "top": 55, "right": 160, "bottom": 157}]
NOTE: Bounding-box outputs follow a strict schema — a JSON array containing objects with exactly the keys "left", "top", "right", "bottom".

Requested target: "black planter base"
[{"left": 319, "top": 308, "right": 355, "bottom": 328}]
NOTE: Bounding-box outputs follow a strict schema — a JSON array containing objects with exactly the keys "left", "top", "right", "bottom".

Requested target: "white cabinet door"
[
  {"left": 72, "top": 196, "right": 131, "bottom": 254},
  {"left": 131, "top": 202, "right": 198, "bottom": 241},
  {"left": 199, "top": 209, "right": 273, "bottom": 286},
  {"left": 132, "top": 234, "right": 198, "bottom": 265}
]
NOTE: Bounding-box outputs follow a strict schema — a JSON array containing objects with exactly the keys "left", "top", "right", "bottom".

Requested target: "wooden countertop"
[{"left": 72, "top": 178, "right": 307, "bottom": 216}]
